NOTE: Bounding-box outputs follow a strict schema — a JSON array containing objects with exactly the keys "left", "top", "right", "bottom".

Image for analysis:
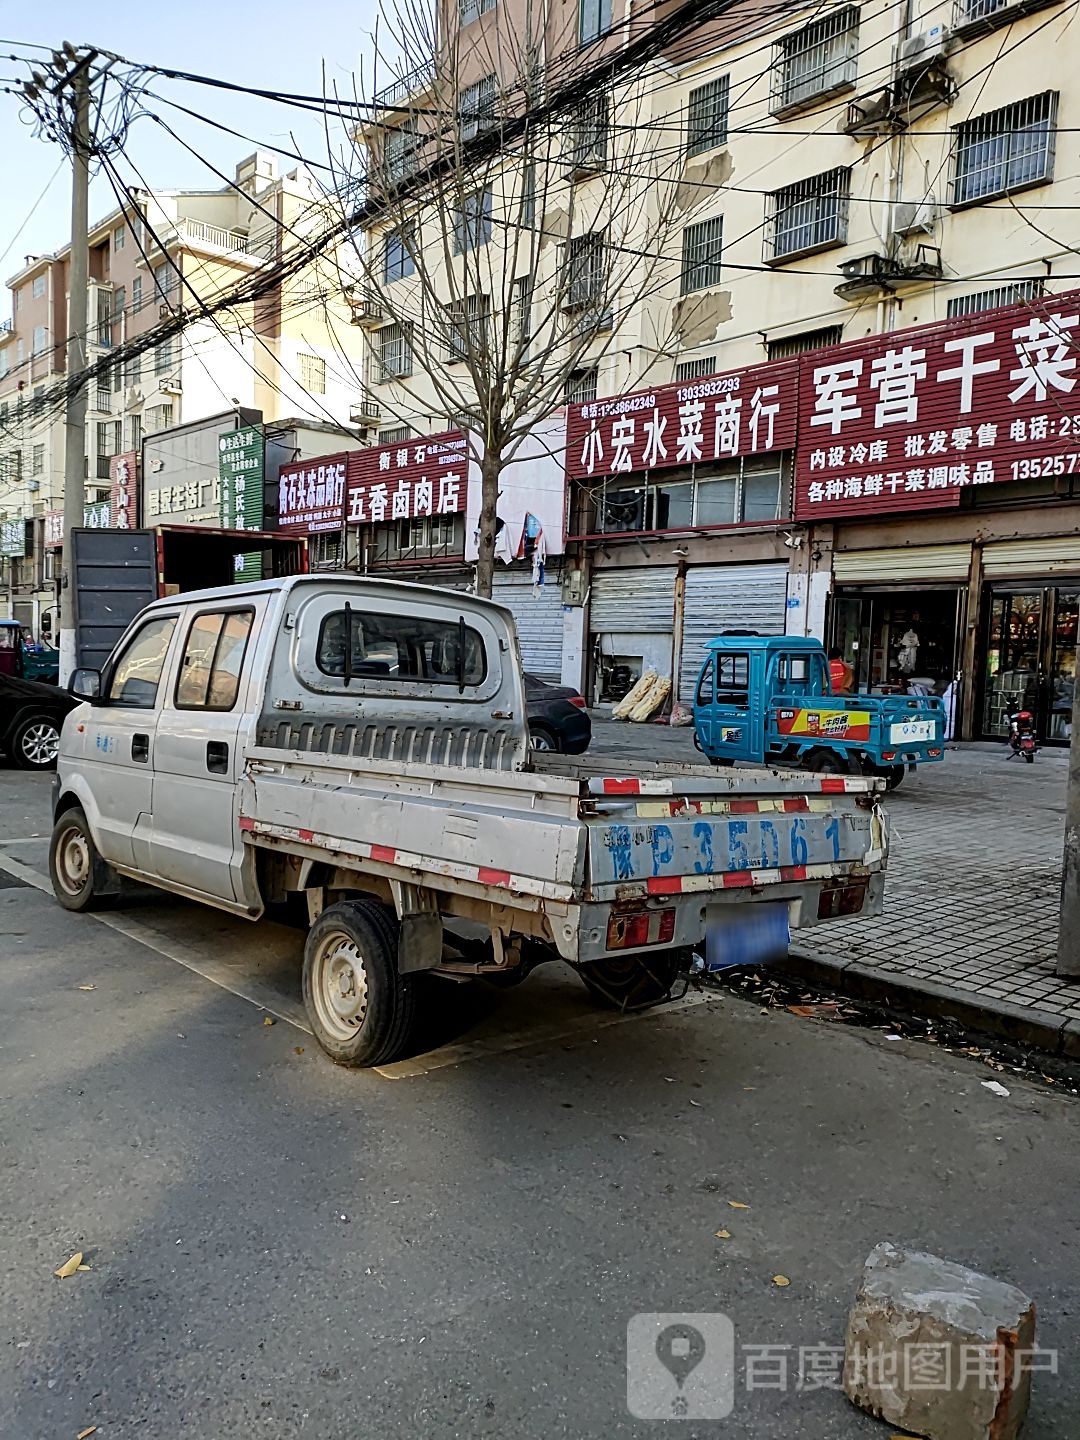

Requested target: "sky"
[{"left": 0, "top": 0, "right": 384, "bottom": 281}]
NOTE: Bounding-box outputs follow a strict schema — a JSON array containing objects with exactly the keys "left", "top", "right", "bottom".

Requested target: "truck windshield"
[{"left": 317, "top": 609, "right": 486, "bottom": 687}]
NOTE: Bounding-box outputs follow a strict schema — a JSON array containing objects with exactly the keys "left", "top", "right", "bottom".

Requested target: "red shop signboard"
[
  {"left": 346, "top": 430, "right": 467, "bottom": 525},
  {"left": 277, "top": 453, "right": 350, "bottom": 534},
  {"left": 794, "top": 290, "right": 1080, "bottom": 521},
  {"left": 566, "top": 358, "right": 800, "bottom": 480}
]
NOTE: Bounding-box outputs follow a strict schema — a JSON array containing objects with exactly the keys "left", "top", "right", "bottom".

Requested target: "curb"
[{"left": 783, "top": 948, "right": 1080, "bottom": 1060}]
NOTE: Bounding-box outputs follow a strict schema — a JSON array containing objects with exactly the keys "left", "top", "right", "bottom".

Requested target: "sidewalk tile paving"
[{"left": 588, "top": 716, "right": 1079, "bottom": 1032}]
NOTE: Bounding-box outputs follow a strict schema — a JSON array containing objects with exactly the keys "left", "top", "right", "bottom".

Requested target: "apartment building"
[{"left": 0, "top": 152, "right": 365, "bottom": 635}]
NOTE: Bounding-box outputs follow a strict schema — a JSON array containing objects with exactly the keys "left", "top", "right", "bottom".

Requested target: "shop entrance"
[
  {"left": 980, "top": 584, "right": 1078, "bottom": 743},
  {"left": 830, "top": 588, "right": 964, "bottom": 698}
]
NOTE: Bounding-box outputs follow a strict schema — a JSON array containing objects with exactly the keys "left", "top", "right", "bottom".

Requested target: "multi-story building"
[
  {"left": 353, "top": 0, "right": 1080, "bottom": 740},
  {"left": 0, "top": 152, "right": 366, "bottom": 635}
]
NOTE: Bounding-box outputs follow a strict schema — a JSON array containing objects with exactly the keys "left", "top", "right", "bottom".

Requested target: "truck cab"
[{"left": 692, "top": 634, "right": 945, "bottom": 789}]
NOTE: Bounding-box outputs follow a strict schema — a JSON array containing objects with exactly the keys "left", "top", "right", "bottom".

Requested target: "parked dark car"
[
  {"left": 524, "top": 673, "right": 591, "bottom": 754},
  {"left": 0, "top": 673, "right": 78, "bottom": 770}
]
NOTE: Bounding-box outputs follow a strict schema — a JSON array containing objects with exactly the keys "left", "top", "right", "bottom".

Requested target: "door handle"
[
  {"left": 206, "top": 740, "right": 229, "bottom": 774},
  {"left": 131, "top": 733, "right": 149, "bottom": 763}
]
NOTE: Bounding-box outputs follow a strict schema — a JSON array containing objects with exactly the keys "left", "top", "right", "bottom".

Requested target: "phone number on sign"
[
  {"left": 1011, "top": 453, "right": 1080, "bottom": 480},
  {"left": 676, "top": 376, "right": 741, "bottom": 403}
]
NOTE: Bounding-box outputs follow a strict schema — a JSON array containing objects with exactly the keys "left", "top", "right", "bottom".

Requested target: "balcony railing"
[
  {"left": 174, "top": 218, "right": 250, "bottom": 254},
  {"left": 0, "top": 319, "right": 12, "bottom": 334},
  {"left": 374, "top": 61, "right": 434, "bottom": 109}
]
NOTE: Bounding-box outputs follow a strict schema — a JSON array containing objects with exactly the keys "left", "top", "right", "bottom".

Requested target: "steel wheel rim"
[
  {"left": 311, "top": 930, "right": 369, "bottom": 1041},
  {"left": 56, "top": 825, "right": 90, "bottom": 896},
  {"left": 21, "top": 721, "right": 59, "bottom": 766}
]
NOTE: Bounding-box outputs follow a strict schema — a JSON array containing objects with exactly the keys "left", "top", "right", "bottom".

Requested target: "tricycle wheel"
[
  {"left": 805, "top": 748, "right": 848, "bottom": 775},
  {"left": 578, "top": 952, "right": 683, "bottom": 1010},
  {"left": 881, "top": 764, "right": 905, "bottom": 790},
  {"left": 303, "top": 899, "right": 417, "bottom": 1067},
  {"left": 49, "top": 807, "right": 116, "bottom": 912}
]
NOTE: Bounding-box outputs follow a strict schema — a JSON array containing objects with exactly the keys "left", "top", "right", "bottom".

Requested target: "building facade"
[{"left": 0, "top": 152, "right": 366, "bottom": 634}]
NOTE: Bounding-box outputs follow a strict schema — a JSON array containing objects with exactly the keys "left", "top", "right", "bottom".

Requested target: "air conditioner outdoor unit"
[
  {"left": 843, "top": 89, "right": 894, "bottom": 135},
  {"left": 346, "top": 288, "right": 386, "bottom": 328},
  {"left": 570, "top": 146, "right": 606, "bottom": 178},
  {"left": 350, "top": 399, "right": 381, "bottom": 424},
  {"left": 160, "top": 378, "right": 183, "bottom": 395},
  {"left": 896, "top": 25, "right": 950, "bottom": 75},
  {"left": 158, "top": 303, "right": 172, "bottom": 319},
  {"left": 892, "top": 196, "right": 938, "bottom": 235}
]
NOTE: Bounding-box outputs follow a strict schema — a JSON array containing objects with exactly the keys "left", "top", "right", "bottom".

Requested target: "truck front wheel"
[
  {"left": 578, "top": 952, "right": 683, "bottom": 1010},
  {"left": 49, "top": 807, "right": 116, "bottom": 912},
  {"left": 303, "top": 900, "right": 417, "bottom": 1067}
]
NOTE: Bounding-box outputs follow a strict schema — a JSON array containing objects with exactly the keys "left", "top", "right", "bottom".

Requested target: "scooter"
[{"left": 1005, "top": 697, "right": 1039, "bottom": 763}]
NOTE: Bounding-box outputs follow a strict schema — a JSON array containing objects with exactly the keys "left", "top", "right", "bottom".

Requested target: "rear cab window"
[{"left": 316, "top": 608, "right": 486, "bottom": 689}]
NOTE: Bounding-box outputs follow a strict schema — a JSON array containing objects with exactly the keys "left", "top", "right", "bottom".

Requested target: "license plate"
[
  {"left": 889, "top": 719, "right": 933, "bottom": 743},
  {"left": 705, "top": 903, "right": 789, "bottom": 970}
]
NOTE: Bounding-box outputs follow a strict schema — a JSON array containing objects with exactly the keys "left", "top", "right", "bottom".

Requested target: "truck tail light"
[
  {"left": 881, "top": 750, "right": 897, "bottom": 761},
  {"left": 568, "top": 695, "right": 587, "bottom": 709},
  {"left": 607, "top": 907, "right": 676, "bottom": 950},
  {"left": 928, "top": 747, "right": 942, "bottom": 757}
]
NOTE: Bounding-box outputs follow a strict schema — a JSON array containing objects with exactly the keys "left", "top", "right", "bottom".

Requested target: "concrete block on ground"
[{"left": 844, "top": 1241, "right": 1035, "bottom": 1440}]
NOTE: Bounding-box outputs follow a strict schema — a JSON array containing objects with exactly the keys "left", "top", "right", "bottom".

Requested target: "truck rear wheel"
[
  {"left": 578, "top": 952, "right": 683, "bottom": 1010},
  {"left": 303, "top": 900, "right": 417, "bottom": 1067},
  {"left": 805, "top": 749, "right": 848, "bottom": 775}
]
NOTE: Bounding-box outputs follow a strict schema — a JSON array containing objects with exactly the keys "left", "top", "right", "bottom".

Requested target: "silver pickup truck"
[{"left": 50, "top": 575, "right": 887, "bottom": 1066}]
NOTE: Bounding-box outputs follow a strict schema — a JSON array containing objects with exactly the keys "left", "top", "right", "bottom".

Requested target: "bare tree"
[{"left": 324, "top": 0, "right": 693, "bottom": 595}]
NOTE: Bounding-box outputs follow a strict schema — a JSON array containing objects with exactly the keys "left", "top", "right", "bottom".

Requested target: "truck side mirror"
[{"left": 70, "top": 669, "right": 102, "bottom": 702}]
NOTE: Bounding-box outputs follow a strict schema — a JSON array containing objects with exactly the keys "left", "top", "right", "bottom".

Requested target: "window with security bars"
[
  {"left": 773, "top": 7, "right": 858, "bottom": 114},
  {"left": 687, "top": 75, "right": 730, "bottom": 156},
  {"left": 564, "top": 232, "right": 606, "bottom": 309},
  {"left": 951, "top": 93, "right": 1057, "bottom": 207},
  {"left": 570, "top": 94, "right": 608, "bottom": 173},
  {"left": 300, "top": 353, "right": 326, "bottom": 394},
  {"left": 681, "top": 218, "right": 723, "bottom": 293},
  {"left": 378, "top": 425, "right": 411, "bottom": 445},
  {"left": 446, "top": 295, "right": 490, "bottom": 361},
  {"left": 459, "top": 75, "right": 496, "bottom": 141},
  {"left": 453, "top": 188, "right": 492, "bottom": 253},
  {"left": 767, "top": 325, "right": 843, "bottom": 359},
  {"left": 32, "top": 444, "right": 44, "bottom": 476},
  {"left": 675, "top": 357, "right": 717, "bottom": 381},
  {"left": 310, "top": 530, "right": 344, "bottom": 570},
  {"left": 767, "top": 168, "right": 849, "bottom": 261},
  {"left": 155, "top": 339, "right": 175, "bottom": 376},
  {"left": 565, "top": 368, "right": 598, "bottom": 404},
  {"left": 384, "top": 122, "right": 420, "bottom": 180},
  {"left": 459, "top": 0, "right": 495, "bottom": 22},
  {"left": 955, "top": 0, "right": 1061, "bottom": 30},
  {"left": 521, "top": 163, "right": 536, "bottom": 225},
  {"left": 377, "top": 323, "right": 413, "bottom": 379},
  {"left": 947, "top": 280, "right": 1045, "bottom": 318}
]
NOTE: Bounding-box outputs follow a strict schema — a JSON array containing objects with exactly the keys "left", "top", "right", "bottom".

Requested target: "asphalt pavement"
[{"left": 1, "top": 763, "right": 1079, "bottom": 1439}]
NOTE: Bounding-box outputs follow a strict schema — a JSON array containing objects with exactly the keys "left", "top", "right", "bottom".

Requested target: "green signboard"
[
  {"left": 0, "top": 519, "right": 25, "bottom": 557},
  {"left": 218, "top": 425, "right": 265, "bottom": 584},
  {"left": 83, "top": 500, "right": 111, "bottom": 529}
]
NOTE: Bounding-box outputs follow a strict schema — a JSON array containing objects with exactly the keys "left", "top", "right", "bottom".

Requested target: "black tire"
[
  {"left": 302, "top": 899, "right": 418, "bottom": 1067},
  {"left": 10, "top": 713, "right": 62, "bottom": 770},
  {"left": 875, "top": 763, "right": 905, "bottom": 790},
  {"left": 49, "top": 806, "right": 115, "bottom": 912},
  {"left": 529, "top": 723, "right": 560, "bottom": 754},
  {"left": 578, "top": 951, "right": 684, "bottom": 1010},
  {"left": 1024, "top": 751, "right": 1035, "bottom": 764},
  {"left": 805, "top": 748, "right": 848, "bottom": 775}
]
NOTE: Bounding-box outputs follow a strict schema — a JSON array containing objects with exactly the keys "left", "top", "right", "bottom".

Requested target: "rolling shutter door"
[
  {"left": 678, "top": 563, "right": 788, "bottom": 700},
  {"left": 589, "top": 568, "right": 678, "bottom": 634},
  {"left": 982, "top": 537, "right": 1080, "bottom": 577},
  {"left": 832, "top": 544, "right": 971, "bottom": 582},
  {"left": 492, "top": 570, "right": 564, "bottom": 681}
]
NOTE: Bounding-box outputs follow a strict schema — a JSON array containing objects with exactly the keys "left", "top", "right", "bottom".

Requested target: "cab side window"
[
  {"left": 106, "top": 615, "right": 178, "bottom": 708},
  {"left": 696, "top": 659, "right": 714, "bottom": 706},
  {"left": 715, "top": 653, "right": 750, "bottom": 706},
  {"left": 175, "top": 609, "right": 255, "bottom": 711}
]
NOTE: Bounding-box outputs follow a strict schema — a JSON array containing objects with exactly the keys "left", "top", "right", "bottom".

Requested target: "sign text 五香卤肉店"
[{"left": 346, "top": 430, "right": 468, "bottom": 524}]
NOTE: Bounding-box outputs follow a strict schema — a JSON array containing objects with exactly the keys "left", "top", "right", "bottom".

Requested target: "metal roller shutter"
[
  {"left": 678, "top": 563, "right": 789, "bottom": 700},
  {"left": 832, "top": 544, "right": 971, "bottom": 582},
  {"left": 589, "top": 568, "right": 677, "bottom": 633},
  {"left": 492, "top": 570, "right": 565, "bottom": 681},
  {"left": 982, "top": 537, "right": 1080, "bottom": 577}
]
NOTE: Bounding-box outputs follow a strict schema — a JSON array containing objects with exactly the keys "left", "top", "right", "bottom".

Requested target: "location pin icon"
[{"left": 656, "top": 1323, "right": 707, "bottom": 1390}]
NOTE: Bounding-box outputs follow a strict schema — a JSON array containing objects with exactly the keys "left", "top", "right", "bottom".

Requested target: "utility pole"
[
  {"left": 1057, "top": 646, "right": 1080, "bottom": 975},
  {"left": 58, "top": 52, "right": 95, "bottom": 686}
]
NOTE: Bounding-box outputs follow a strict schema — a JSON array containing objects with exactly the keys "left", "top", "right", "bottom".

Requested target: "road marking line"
[{"left": 0, "top": 852, "right": 50, "bottom": 893}]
